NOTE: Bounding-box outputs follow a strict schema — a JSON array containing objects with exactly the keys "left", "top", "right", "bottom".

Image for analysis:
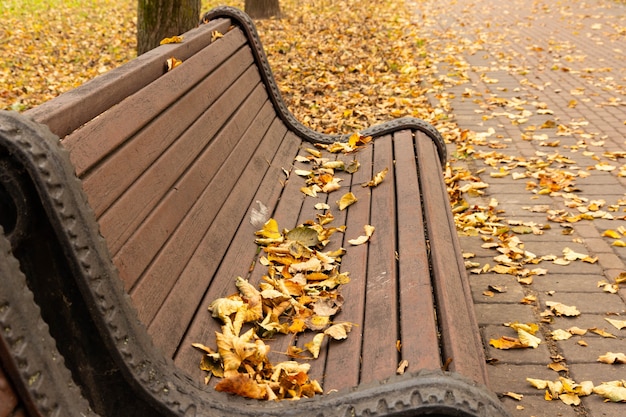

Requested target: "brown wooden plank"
[
  {"left": 322, "top": 143, "right": 373, "bottom": 390},
  {"left": 415, "top": 133, "right": 488, "bottom": 386},
  {"left": 290, "top": 150, "right": 348, "bottom": 384},
  {"left": 129, "top": 93, "right": 274, "bottom": 325},
  {"left": 82, "top": 46, "right": 255, "bottom": 218},
  {"left": 99, "top": 66, "right": 262, "bottom": 261},
  {"left": 358, "top": 135, "right": 400, "bottom": 385},
  {"left": 25, "top": 18, "right": 233, "bottom": 139},
  {"left": 62, "top": 30, "right": 252, "bottom": 177},
  {"left": 172, "top": 129, "right": 301, "bottom": 379},
  {"left": 146, "top": 117, "right": 292, "bottom": 356},
  {"left": 393, "top": 130, "right": 440, "bottom": 372}
]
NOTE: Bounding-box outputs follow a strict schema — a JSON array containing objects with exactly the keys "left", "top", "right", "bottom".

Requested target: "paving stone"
[
  {"left": 557, "top": 337, "right": 626, "bottom": 364},
  {"left": 500, "top": 393, "right": 579, "bottom": 417},
  {"left": 474, "top": 304, "right": 538, "bottom": 326},
  {"left": 538, "top": 292, "right": 626, "bottom": 315},
  {"left": 470, "top": 273, "right": 527, "bottom": 303},
  {"left": 481, "top": 325, "right": 552, "bottom": 365},
  {"left": 530, "top": 274, "right": 604, "bottom": 293}
]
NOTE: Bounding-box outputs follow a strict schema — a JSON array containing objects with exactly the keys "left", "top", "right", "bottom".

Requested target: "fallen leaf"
[
  {"left": 324, "top": 322, "right": 353, "bottom": 340},
  {"left": 337, "top": 192, "right": 357, "bottom": 210},
  {"left": 605, "top": 318, "right": 626, "bottom": 330},
  {"left": 362, "top": 167, "right": 389, "bottom": 187},
  {"left": 551, "top": 329, "right": 572, "bottom": 341},
  {"left": 589, "top": 327, "right": 617, "bottom": 338},
  {"left": 546, "top": 301, "right": 580, "bottom": 317},
  {"left": 160, "top": 35, "right": 183, "bottom": 45},
  {"left": 593, "top": 382, "right": 626, "bottom": 402},
  {"left": 215, "top": 374, "right": 268, "bottom": 399},
  {"left": 165, "top": 57, "right": 182, "bottom": 71},
  {"left": 396, "top": 359, "right": 409, "bottom": 375},
  {"left": 597, "top": 352, "right": 626, "bottom": 364},
  {"left": 348, "top": 224, "right": 375, "bottom": 245},
  {"left": 504, "top": 392, "right": 524, "bottom": 401},
  {"left": 305, "top": 333, "right": 325, "bottom": 359}
]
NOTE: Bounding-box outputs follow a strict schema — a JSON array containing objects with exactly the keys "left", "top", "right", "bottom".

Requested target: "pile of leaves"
[
  {"left": 193, "top": 215, "right": 351, "bottom": 400},
  {"left": 193, "top": 134, "right": 386, "bottom": 400}
]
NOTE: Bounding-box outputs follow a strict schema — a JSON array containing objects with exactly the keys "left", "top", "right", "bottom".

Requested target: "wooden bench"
[{"left": 0, "top": 7, "right": 508, "bottom": 417}]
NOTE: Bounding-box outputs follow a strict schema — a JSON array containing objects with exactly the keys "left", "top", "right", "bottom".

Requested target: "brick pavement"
[{"left": 408, "top": 0, "right": 626, "bottom": 415}]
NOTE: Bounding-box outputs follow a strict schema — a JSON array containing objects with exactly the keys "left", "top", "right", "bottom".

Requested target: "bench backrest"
[{"left": 25, "top": 16, "right": 287, "bottom": 358}]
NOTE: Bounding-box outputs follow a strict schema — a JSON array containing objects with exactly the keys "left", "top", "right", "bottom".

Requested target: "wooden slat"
[
  {"left": 129, "top": 90, "right": 273, "bottom": 324},
  {"left": 359, "top": 135, "right": 400, "bottom": 385},
  {"left": 25, "top": 18, "right": 233, "bottom": 138},
  {"left": 146, "top": 106, "right": 281, "bottom": 354},
  {"left": 99, "top": 66, "right": 262, "bottom": 261},
  {"left": 172, "top": 130, "right": 301, "bottom": 379},
  {"left": 393, "top": 130, "right": 440, "bottom": 372},
  {"left": 415, "top": 133, "right": 488, "bottom": 386},
  {"left": 64, "top": 28, "right": 249, "bottom": 178},
  {"left": 322, "top": 143, "right": 373, "bottom": 390},
  {"left": 82, "top": 46, "right": 255, "bottom": 219}
]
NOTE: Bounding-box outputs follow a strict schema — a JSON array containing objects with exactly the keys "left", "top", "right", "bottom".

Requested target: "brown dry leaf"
[
  {"left": 215, "top": 374, "right": 268, "bottom": 400},
  {"left": 504, "top": 392, "right": 524, "bottom": 401},
  {"left": 165, "top": 57, "right": 182, "bottom": 71},
  {"left": 211, "top": 30, "right": 224, "bottom": 42},
  {"left": 568, "top": 326, "right": 588, "bottom": 336},
  {"left": 589, "top": 327, "right": 617, "bottom": 338},
  {"left": 597, "top": 352, "right": 626, "bottom": 364},
  {"left": 547, "top": 362, "right": 568, "bottom": 372}
]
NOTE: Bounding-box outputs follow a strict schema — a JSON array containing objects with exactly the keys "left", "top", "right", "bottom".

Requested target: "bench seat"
[{"left": 0, "top": 7, "right": 508, "bottom": 417}]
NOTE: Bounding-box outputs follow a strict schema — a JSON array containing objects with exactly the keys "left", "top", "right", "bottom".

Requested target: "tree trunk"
[
  {"left": 244, "top": 0, "right": 281, "bottom": 19},
  {"left": 137, "top": 0, "right": 200, "bottom": 55}
]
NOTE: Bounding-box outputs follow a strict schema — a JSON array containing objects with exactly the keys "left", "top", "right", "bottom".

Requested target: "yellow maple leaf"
[
  {"left": 362, "top": 167, "right": 389, "bottom": 187},
  {"left": 159, "top": 35, "right": 183, "bottom": 45},
  {"left": 337, "top": 192, "right": 357, "bottom": 210}
]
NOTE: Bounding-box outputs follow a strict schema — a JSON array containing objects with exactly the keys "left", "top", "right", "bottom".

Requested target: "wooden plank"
[
  {"left": 146, "top": 110, "right": 282, "bottom": 354},
  {"left": 415, "top": 133, "right": 488, "bottom": 386},
  {"left": 65, "top": 29, "right": 250, "bottom": 178},
  {"left": 322, "top": 143, "right": 373, "bottom": 390},
  {"left": 99, "top": 66, "right": 262, "bottom": 259},
  {"left": 129, "top": 93, "right": 274, "bottom": 325},
  {"left": 358, "top": 135, "right": 400, "bottom": 384},
  {"left": 25, "top": 18, "right": 233, "bottom": 138},
  {"left": 81, "top": 46, "right": 255, "bottom": 218},
  {"left": 393, "top": 130, "right": 440, "bottom": 372},
  {"left": 172, "top": 129, "right": 301, "bottom": 379}
]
